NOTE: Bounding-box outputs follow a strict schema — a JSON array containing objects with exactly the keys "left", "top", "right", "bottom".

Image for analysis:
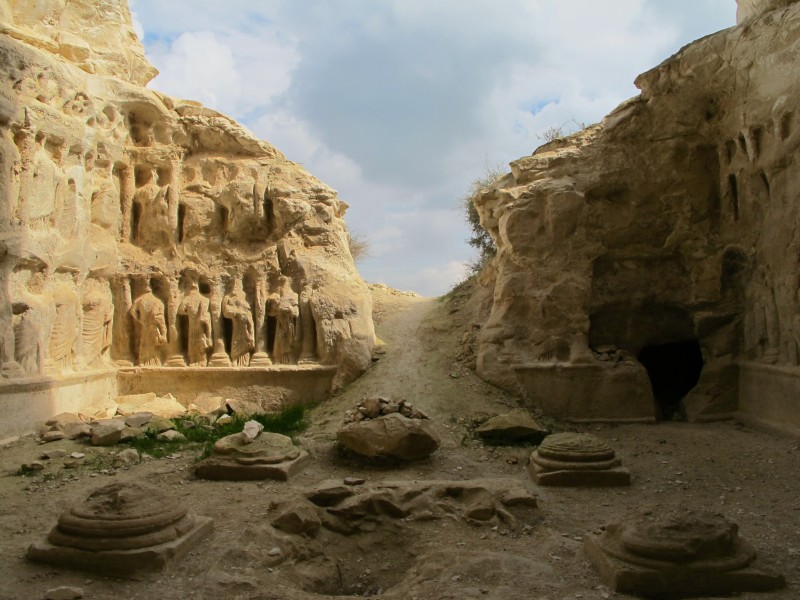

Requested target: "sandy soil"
[{"left": 0, "top": 285, "right": 799, "bottom": 600}]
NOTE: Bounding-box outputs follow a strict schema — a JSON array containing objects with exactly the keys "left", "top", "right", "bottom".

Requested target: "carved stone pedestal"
[
  {"left": 250, "top": 352, "right": 272, "bottom": 366},
  {"left": 208, "top": 352, "right": 232, "bottom": 367}
]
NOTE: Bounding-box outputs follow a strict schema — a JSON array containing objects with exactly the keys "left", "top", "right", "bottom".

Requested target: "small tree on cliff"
[{"left": 461, "top": 165, "right": 504, "bottom": 273}]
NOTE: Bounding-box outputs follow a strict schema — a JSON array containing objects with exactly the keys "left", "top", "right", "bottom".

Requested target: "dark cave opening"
[{"left": 638, "top": 340, "right": 704, "bottom": 421}]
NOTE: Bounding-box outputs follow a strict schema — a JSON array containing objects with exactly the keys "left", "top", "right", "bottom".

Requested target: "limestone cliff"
[
  {"left": 473, "top": 0, "right": 800, "bottom": 431},
  {"left": 0, "top": 0, "right": 375, "bottom": 436}
]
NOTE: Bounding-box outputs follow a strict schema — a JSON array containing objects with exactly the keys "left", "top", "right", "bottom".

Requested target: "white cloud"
[
  {"left": 133, "top": 1, "right": 736, "bottom": 296},
  {"left": 147, "top": 32, "right": 242, "bottom": 115}
]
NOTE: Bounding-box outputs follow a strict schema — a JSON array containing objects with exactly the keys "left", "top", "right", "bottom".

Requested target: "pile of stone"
[
  {"left": 195, "top": 421, "right": 309, "bottom": 481},
  {"left": 343, "top": 397, "right": 427, "bottom": 423},
  {"left": 40, "top": 411, "right": 186, "bottom": 447},
  {"left": 338, "top": 398, "right": 440, "bottom": 461},
  {"left": 528, "top": 432, "right": 630, "bottom": 486},
  {"left": 584, "top": 506, "right": 785, "bottom": 597},
  {"left": 272, "top": 478, "right": 539, "bottom": 536},
  {"left": 27, "top": 482, "right": 213, "bottom": 577}
]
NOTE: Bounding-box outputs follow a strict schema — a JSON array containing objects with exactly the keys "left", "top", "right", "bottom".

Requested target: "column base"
[
  {"left": 250, "top": 352, "right": 272, "bottom": 366},
  {"left": 209, "top": 352, "right": 232, "bottom": 367},
  {"left": 165, "top": 354, "right": 186, "bottom": 367}
]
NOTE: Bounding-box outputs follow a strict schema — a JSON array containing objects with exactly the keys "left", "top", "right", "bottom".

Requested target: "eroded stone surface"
[
  {"left": 585, "top": 506, "right": 785, "bottom": 596},
  {"left": 27, "top": 481, "right": 213, "bottom": 576},
  {"left": 297, "top": 478, "right": 539, "bottom": 535}
]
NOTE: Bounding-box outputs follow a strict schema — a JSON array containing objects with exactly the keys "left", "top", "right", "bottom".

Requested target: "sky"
[{"left": 129, "top": 0, "right": 736, "bottom": 296}]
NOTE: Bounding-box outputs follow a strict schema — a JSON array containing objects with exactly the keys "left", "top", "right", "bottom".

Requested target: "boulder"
[
  {"left": 90, "top": 420, "right": 126, "bottom": 446},
  {"left": 62, "top": 422, "right": 92, "bottom": 440},
  {"left": 475, "top": 410, "right": 548, "bottom": 444},
  {"left": 337, "top": 412, "right": 441, "bottom": 461},
  {"left": 273, "top": 505, "right": 322, "bottom": 535}
]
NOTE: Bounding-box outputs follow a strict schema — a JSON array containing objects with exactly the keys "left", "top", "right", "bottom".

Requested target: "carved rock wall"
[
  {"left": 474, "top": 1, "right": 800, "bottom": 427},
  {"left": 0, "top": 0, "right": 374, "bottom": 435}
]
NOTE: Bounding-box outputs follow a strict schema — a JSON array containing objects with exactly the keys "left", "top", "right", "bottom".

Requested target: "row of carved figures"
[
  {"left": 3, "top": 272, "right": 113, "bottom": 378},
  {"left": 116, "top": 272, "right": 314, "bottom": 369},
  {"left": 1, "top": 269, "right": 316, "bottom": 379}
]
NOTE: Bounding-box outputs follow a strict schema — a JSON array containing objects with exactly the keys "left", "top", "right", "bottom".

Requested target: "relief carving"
[
  {"left": 222, "top": 278, "right": 255, "bottom": 367},
  {"left": 130, "top": 278, "right": 167, "bottom": 366},
  {"left": 81, "top": 278, "right": 114, "bottom": 368},
  {"left": 178, "top": 278, "right": 212, "bottom": 367}
]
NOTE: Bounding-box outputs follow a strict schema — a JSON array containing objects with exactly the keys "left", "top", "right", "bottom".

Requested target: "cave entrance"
[{"left": 638, "top": 340, "right": 703, "bottom": 421}]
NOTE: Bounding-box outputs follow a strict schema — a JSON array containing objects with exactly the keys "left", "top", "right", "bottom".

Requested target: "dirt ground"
[{"left": 1, "top": 284, "right": 799, "bottom": 600}]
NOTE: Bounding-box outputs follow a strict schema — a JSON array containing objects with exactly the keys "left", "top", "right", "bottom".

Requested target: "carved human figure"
[
  {"left": 12, "top": 272, "right": 53, "bottom": 375},
  {"left": 130, "top": 282, "right": 167, "bottom": 366},
  {"left": 133, "top": 167, "right": 170, "bottom": 248},
  {"left": 222, "top": 279, "right": 255, "bottom": 366},
  {"left": 178, "top": 281, "right": 212, "bottom": 366},
  {"left": 272, "top": 276, "right": 299, "bottom": 364},
  {"left": 47, "top": 281, "right": 81, "bottom": 371},
  {"left": 19, "top": 133, "right": 63, "bottom": 228},
  {"left": 81, "top": 280, "right": 114, "bottom": 368}
]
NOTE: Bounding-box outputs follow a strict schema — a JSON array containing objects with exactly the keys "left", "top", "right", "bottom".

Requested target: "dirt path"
[{"left": 0, "top": 288, "right": 799, "bottom": 599}]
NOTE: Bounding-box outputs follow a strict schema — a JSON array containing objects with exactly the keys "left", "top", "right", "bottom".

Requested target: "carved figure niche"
[
  {"left": 177, "top": 273, "right": 212, "bottom": 367},
  {"left": 129, "top": 276, "right": 168, "bottom": 366},
  {"left": 47, "top": 273, "right": 81, "bottom": 372},
  {"left": 12, "top": 268, "right": 54, "bottom": 376},
  {"left": 131, "top": 165, "right": 170, "bottom": 248},
  {"left": 271, "top": 276, "right": 300, "bottom": 365},
  {"left": 81, "top": 278, "right": 113, "bottom": 368},
  {"left": 221, "top": 277, "right": 255, "bottom": 367}
]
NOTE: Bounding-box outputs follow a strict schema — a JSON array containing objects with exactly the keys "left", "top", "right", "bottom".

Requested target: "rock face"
[
  {"left": 473, "top": 1, "right": 800, "bottom": 428},
  {"left": 528, "top": 432, "right": 630, "bottom": 486},
  {"left": 0, "top": 0, "right": 374, "bottom": 438},
  {"left": 27, "top": 481, "right": 213, "bottom": 576},
  {"left": 584, "top": 506, "right": 785, "bottom": 596}
]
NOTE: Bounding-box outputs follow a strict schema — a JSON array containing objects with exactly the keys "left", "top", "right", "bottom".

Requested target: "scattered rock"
[
  {"left": 41, "top": 450, "right": 68, "bottom": 460},
  {"left": 344, "top": 476, "right": 366, "bottom": 486},
  {"left": 112, "top": 448, "right": 140, "bottom": 467},
  {"left": 225, "top": 399, "right": 263, "bottom": 417},
  {"left": 61, "top": 422, "right": 92, "bottom": 441},
  {"left": 90, "top": 420, "right": 126, "bottom": 446},
  {"left": 119, "top": 426, "right": 144, "bottom": 442},
  {"left": 156, "top": 430, "right": 186, "bottom": 443},
  {"left": 273, "top": 504, "right": 322, "bottom": 535},
  {"left": 124, "top": 412, "right": 153, "bottom": 428},
  {"left": 475, "top": 409, "right": 549, "bottom": 444},
  {"left": 146, "top": 417, "right": 175, "bottom": 434},
  {"left": 43, "top": 586, "right": 84, "bottom": 600},
  {"left": 338, "top": 412, "right": 441, "bottom": 461},
  {"left": 42, "top": 431, "right": 66, "bottom": 443},
  {"left": 45, "top": 413, "right": 82, "bottom": 427},
  {"left": 215, "top": 415, "right": 233, "bottom": 426},
  {"left": 241, "top": 420, "right": 264, "bottom": 444},
  {"left": 307, "top": 480, "right": 355, "bottom": 506},
  {"left": 69, "top": 452, "right": 85, "bottom": 459}
]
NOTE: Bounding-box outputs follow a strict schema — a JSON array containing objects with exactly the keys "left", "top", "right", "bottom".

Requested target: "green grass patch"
[{"left": 126, "top": 405, "right": 308, "bottom": 460}]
